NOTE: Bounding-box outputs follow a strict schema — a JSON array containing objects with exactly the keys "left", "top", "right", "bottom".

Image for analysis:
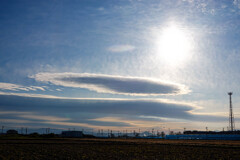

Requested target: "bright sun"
[{"left": 156, "top": 25, "right": 192, "bottom": 66}]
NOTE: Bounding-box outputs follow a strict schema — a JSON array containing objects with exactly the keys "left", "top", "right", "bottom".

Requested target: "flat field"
[{"left": 0, "top": 138, "right": 240, "bottom": 160}]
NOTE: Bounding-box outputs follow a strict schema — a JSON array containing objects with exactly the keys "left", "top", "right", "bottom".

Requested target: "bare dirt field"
[{"left": 0, "top": 138, "right": 240, "bottom": 160}]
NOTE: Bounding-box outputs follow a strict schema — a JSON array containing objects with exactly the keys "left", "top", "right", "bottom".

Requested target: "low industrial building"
[
  {"left": 61, "top": 131, "right": 83, "bottom": 138},
  {"left": 6, "top": 129, "right": 18, "bottom": 135}
]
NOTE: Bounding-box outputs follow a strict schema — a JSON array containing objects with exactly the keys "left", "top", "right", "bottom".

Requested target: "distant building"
[
  {"left": 61, "top": 131, "right": 83, "bottom": 138},
  {"left": 6, "top": 129, "right": 18, "bottom": 135},
  {"left": 166, "top": 134, "right": 240, "bottom": 140},
  {"left": 184, "top": 130, "right": 240, "bottom": 135},
  {"left": 166, "top": 130, "right": 240, "bottom": 140}
]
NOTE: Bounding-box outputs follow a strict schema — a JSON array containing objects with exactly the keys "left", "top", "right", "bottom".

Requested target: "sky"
[{"left": 1, "top": 0, "right": 240, "bottom": 133}]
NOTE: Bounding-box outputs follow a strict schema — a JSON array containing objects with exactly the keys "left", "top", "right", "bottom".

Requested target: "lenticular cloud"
[{"left": 31, "top": 73, "right": 189, "bottom": 96}]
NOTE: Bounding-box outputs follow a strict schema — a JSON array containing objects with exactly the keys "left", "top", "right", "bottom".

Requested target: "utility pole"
[
  {"left": 46, "top": 128, "right": 50, "bottom": 134},
  {"left": 228, "top": 92, "right": 235, "bottom": 131},
  {"left": 1, "top": 126, "right": 4, "bottom": 134}
]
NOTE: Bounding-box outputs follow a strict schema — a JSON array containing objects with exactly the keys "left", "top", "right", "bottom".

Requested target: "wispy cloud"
[
  {"left": 0, "top": 109, "right": 131, "bottom": 129},
  {"left": 233, "top": 0, "right": 240, "bottom": 9},
  {"left": 0, "top": 110, "right": 33, "bottom": 115},
  {"left": 0, "top": 82, "right": 46, "bottom": 91},
  {"left": 0, "top": 110, "right": 70, "bottom": 122},
  {"left": 97, "top": 7, "right": 105, "bottom": 11},
  {"left": 89, "top": 116, "right": 165, "bottom": 128},
  {"left": 18, "top": 115, "right": 70, "bottom": 122},
  {"left": 31, "top": 73, "right": 189, "bottom": 96},
  {"left": 0, "top": 91, "right": 63, "bottom": 99},
  {"left": 182, "top": 0, "right": 194, "bottom": 3},
  {"left": 41, "top": 121, "right": 125, "bottom": 129},
  {"left": 0, "top": 119, "right": 32, "bottom": 124},
  {"left": 107, "top": 44, "right": 135, "bottom": 52}
]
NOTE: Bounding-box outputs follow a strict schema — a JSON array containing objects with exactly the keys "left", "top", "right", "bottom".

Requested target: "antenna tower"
[{"left": 228, "top": 92, "right": 235, "bottom": 131}]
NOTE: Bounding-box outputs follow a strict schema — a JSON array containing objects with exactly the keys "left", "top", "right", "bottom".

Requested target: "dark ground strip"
[{"left": 0, "top": 139, "right": 240, "bottom": 160}]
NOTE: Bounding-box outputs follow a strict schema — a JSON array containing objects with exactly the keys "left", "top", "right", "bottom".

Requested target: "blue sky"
[{"left": 1, "top": 0, "right": 240, "bottom": 133}]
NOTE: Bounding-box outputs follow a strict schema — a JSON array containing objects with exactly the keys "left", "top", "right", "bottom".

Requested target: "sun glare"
[{"left": 156, "top": 25, "right": 192, "bottom": 66}]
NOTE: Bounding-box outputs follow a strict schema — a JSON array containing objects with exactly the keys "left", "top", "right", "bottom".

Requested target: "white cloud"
[
  {"left": 0, "top": 82, "right": 46, "bottom": 92},
  {"left": 234, "top": 0, "right": 240, "bottom": 9},
  {"left": 31, "top": 86, "right": 46, "bottom": 91},
  {"left": 98, "top": 7, "right": 105, "bottom": 11},
  {"left": 31, "top": 72, "right": 190, "bottom": 96},
  {"left": 0, "top": 82, "right": 25, "bottom": 91},
  {"left": 182, "top": 0, "right": 194, "bottom": 3},
  {"left": 107, "top": 44, "right": 135, "bottom": 52}
]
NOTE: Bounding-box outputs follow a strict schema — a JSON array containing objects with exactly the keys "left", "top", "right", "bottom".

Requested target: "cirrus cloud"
[
  {"left": 107, "top": 44, "right": 135, "bottom": 52},
  {"left": 0, "top": 82, "right": 46, "bottom": 91},
  {"left": 31, "top": 73, "right": 190, "bottom": 96}
]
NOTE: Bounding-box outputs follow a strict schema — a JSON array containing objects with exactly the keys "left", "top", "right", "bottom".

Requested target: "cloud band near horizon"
[{"left": 0, "top": 91, "right": 230, "bottom": 130}]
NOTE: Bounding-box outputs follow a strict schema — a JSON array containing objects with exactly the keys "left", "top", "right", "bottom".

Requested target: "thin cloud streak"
[
  {"left": 41, "top": 121, "right": 128, "bottom": 129},
  {"left": 0, "top": 109, "right": 131, "bottom": 129},
  {"left": 0, "top": 110, "right": 33, "bottom": 115},
  {"left": 89, "top": 117, "right": 165, "bottom": 128},
  {"left": 0, "top": 82, "right": 46, "bottom": 91},
  {"left": 0, "top": 109, "right": 71, "bottom": 122},
  {"left": 31, "top": 72, "right": 190, "bottom": 96},
  {"left": 18, "top": 115, "right": 71, "bottom": 122},
  {"left": 0, "top": 119, "right": 32, "bottom": 124},
  {"left": 234, "top": 0, "right": 240, "bottom": 9},
  {"left": 107, "top": 44, "right": 135, "bottom": 52}
]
